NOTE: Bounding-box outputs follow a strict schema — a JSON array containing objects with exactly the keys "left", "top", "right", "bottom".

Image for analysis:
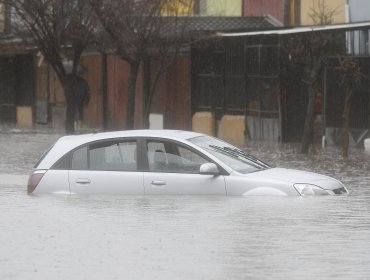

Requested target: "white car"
[{"left": 28, "top": 130, "right": 348, "bottom": 196}]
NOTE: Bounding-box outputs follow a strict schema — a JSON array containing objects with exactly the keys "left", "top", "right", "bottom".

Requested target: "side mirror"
[{"left": 200, "top": 163, "right": 219, "bottom": 176}]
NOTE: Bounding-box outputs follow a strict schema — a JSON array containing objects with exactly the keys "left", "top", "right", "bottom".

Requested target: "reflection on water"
[{"left": 0, "top": 134, "right": 370, "bottom": 279}]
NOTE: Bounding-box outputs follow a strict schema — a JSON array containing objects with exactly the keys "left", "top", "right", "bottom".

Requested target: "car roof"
[
  {"left": 58, "top": 129, "right": 204, "bottom": 144},
  {"left": 36, "top": 130, "right": 206, "bottom": 169}
]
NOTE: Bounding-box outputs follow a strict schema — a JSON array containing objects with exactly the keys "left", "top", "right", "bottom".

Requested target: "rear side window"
[
  {"left": 71, "top": 140, "right": 137, "bottom": 171},
  {"left": 72, "top": 146, "right": 88, "bottom": 170}
]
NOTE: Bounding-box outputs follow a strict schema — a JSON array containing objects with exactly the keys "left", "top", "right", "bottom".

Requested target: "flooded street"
[{"left": 1, "top": 132, "right": 370, "bottom": 280}]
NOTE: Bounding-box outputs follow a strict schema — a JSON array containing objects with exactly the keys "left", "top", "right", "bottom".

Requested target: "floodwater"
[{"left": 0, "top": 133, "right": 370, "bottom": 280}]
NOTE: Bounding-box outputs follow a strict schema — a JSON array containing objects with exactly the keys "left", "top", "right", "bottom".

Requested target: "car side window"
[
  {"left": 147, "top": 140, "right": 209, "bottom": 173},
  {"left": 117, "top": 142, "right": 137, "bottom": 171},
  {"left": 71, "top": 140, "right": 137, "bottom": 171},
  {"left": 177, "top": 146, "right": 207, "bottom": 165},
  {"left": 147, "top": 142, "right": 167, "bottom": 171},
  {"left": 89, "top": 142, "right": 121, "bottom": 170},
  {"left": 71, "top": 146, "right": 88, "bottom": 170}
]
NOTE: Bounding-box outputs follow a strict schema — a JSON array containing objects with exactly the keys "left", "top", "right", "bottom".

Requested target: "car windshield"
[{"left": 189, "top": 136, "right": 270, "bottom": 174}]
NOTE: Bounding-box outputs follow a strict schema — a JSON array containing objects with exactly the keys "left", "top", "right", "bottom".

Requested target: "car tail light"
[{"left": 27, "top": 170, "right": 47, "bottom": 194}]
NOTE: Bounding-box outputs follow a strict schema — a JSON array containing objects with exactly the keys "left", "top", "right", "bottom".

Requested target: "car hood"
[{"left": 240, "top": 167, "right": 343, "bottom": 190}]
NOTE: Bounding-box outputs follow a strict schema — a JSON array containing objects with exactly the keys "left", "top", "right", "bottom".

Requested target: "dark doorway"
[{"left": 0, "top": 54, "right": 35, "bottom": 123}]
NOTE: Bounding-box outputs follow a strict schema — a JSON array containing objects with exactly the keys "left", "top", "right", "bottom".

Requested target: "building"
[
  {"left": 0, "top": 1, "right": 281, "bottom": 140},
  {"left": 239, "top": 0, "right": 370, "bottom": 146},
  {"left": 2, "top": 0, "right": 369, "bottom": 147},
  {"left": 324, "top": 0, "right": 370, "bottom": 146},
  {"left": 0, "top": 2, "right": 35, "bottom": 126}
]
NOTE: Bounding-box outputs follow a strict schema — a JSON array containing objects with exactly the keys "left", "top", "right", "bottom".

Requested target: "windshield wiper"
[
  {"left": 223, "top": 147, "right": 271, "bottom": 169},
  {"left": 209, "top": 145, "right": 270, "bottom": 169}
]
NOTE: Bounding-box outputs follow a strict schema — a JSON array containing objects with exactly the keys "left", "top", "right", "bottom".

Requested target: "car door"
[
  {"left": 69, "top": 139, "right": 144, "bottom": 194},
  {"left": 143, "top": 139, "right": 226, "bottom": 195}
]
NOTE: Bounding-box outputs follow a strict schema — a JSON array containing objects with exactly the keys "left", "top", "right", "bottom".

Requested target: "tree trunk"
[
  {"left": 143, "top": 60, "right": 151, "bottom": 129},
  {"left": 101, "top": 53, "right": 108, "bottom": 131},
  {"left": 126, "top": 61, "right": 140, "bottom": 129},
  {"left": 143, "top": 60, "right": 164, "bottom": 129},
  {"left": 63, "top": 78, "right": 76, "bottom": 135},
  {"left": 342, "top": 86, "right": 352, "bottom": 159},
  {"left": 300, "top": 83, "right": 317, "bottom": 154},
  {"left": 65, "top": 94, "right": 75, "bottom": 135}
]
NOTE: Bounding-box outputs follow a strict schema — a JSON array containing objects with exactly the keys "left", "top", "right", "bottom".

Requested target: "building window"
[{"left": 347, "top": 29, "right": 370, "bottom": 56}]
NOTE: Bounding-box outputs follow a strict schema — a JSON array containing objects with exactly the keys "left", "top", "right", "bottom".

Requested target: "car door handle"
[
  {"left": 75, "top": 178, "right": 91, "bottom": 185},
  {"left": 151, "top": 180, "right": 166, "bottom": 187}
]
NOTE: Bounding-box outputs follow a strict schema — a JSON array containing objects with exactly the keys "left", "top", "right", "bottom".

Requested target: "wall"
[
  {"left": 300, "top": 0, "right": 345, "bottom": 25},
  {"left": 243, "top": 0, "right": 285, "bottom": 24},
  {"left": 107, "top": 55, "right": 143, "bottom": 129},
  {"left": 106, "top": 56, "right": 190, "bottom": 130},
  {"left": 35, "top": 53, "right": 103, "bottom": 129},
  {"left": 161, "top": 0, "right": 194, "bottom": 15},
  {"left": 288, "top": 0, "right": 296, "bottom": 25},
  {"left": 348, "top": 0, "right": 370, "bottom": 21},
  {"left": 164, "top": 56, "right": 190, "bottom": 129},
  {"left": 206, "top": 0, "right": 242, "bottom": 16},
  {"left": 35, "top": 61, "right": 65, "bottom": 127},
  {"left": 80, "top": 54, "right": 103, "bottom": 129},
  {"left": 33, "top": 54, "right": 189, "bottom": 130},
  {"left": 35, "top": 62, "right": 49, "bottom": 124}
]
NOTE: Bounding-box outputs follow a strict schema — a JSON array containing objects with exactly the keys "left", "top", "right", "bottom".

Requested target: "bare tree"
[
  {"left": 284, "top": 0, "right": 344, "bottom": 153},
  {"left": 336, "top": 56, "right": 362, "bottom": 158},
  {"left": 4, "top": 0, "right": 97, "bottom": 134},
  {"left": 90, "top": 0, "right": 193, "bottom": 129},
  {"left": 308, "top": 0, "right": 340, "bottom": 25}
]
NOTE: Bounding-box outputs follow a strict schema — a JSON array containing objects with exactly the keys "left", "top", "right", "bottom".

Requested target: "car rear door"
[
  {"left": 69, "top": 139, "right": 144, "bottom": 194},
  {"left": 143, "top": 139, "right": 226, "bottom": 195}
]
